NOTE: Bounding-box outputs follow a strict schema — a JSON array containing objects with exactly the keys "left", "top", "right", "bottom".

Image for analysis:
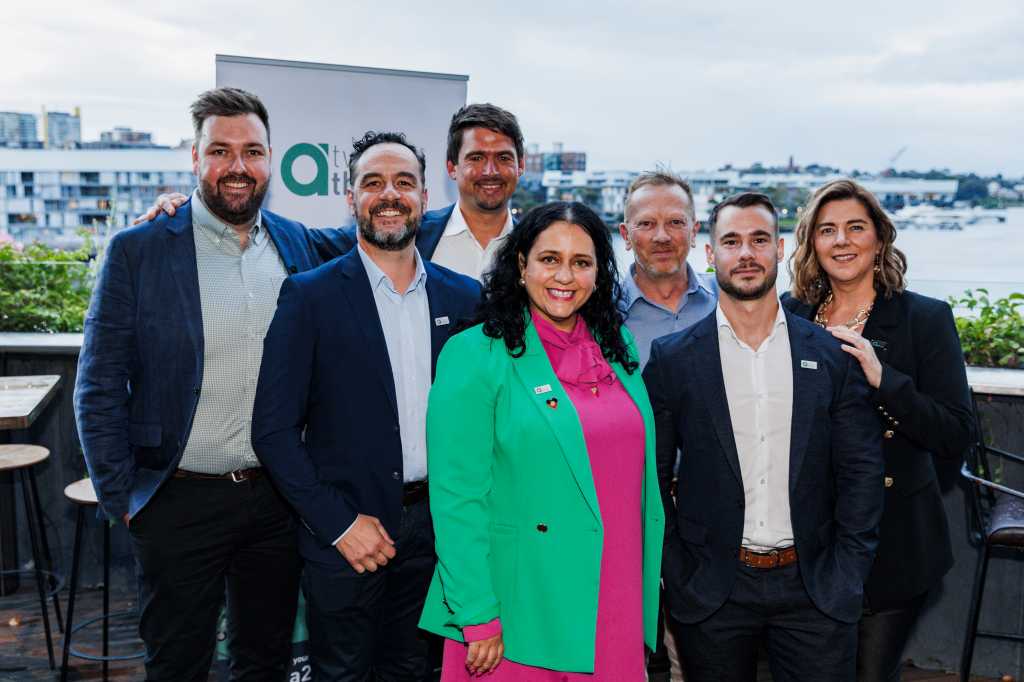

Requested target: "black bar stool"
[
  {"left": 61, "top": 477, "right": 144, "bottom": 681},
  {"left": 0, "top": 444, "right": 64, "bottom": 669}
]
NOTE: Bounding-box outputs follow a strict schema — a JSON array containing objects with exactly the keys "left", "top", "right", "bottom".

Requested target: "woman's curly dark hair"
[{"left": 474, "top": 201, "right": 638, "bottom": 373}]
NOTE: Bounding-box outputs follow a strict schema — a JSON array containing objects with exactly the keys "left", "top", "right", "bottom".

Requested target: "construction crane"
[{"left": 887, "top": 146, "right": 908, "bottom": 170}]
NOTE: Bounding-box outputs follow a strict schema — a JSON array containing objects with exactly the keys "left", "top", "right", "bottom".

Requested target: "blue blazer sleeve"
[
  {"left": 251, "top": 276, "right": 358, "bottom": 545},
  {"left": 73, "top": 234, "right": 137, "bottom": 521},
  {"left": 303, "top": 225, "right": 358, "bottom": 263}
]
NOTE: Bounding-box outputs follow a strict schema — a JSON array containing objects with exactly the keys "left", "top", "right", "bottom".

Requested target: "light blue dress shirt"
[
  {"left": 356, "top": 245, "right": 431, "bottom": 483},
  {"left": 621, "top": 262, "right": 718, "bottom": 369}
]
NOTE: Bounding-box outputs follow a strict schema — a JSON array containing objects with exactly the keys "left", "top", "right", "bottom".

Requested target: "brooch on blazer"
[{"left": 546, "top": 398, "right": 558, "bottom": 409}]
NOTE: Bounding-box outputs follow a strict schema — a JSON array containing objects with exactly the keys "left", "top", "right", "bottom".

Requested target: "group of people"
[{"left": 73, "top": 87, "right": 975, "bottom": 682}]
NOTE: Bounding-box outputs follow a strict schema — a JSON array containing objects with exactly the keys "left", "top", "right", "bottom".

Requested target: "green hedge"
[
  {"left": 0, "top": 239, "right": 95, "bottom": 333},
  {"left": 949, "top": 289, "right": 1024, "bottom": 369}
]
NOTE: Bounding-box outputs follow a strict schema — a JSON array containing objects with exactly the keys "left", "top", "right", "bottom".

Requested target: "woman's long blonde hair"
[{"left": 788, "top": 178, "right": 907, "bottom": 306}]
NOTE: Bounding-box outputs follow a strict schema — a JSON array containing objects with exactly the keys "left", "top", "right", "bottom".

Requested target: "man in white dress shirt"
[{"left": 644, "top": 192, "right": 883, "bottom": 681}]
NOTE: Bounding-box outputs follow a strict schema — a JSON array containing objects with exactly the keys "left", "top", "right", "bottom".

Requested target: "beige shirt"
[
  {"left": 429, "top": 202, "right": 513, "bottom": 280},
  {"left": 716, "top": 302, "right": 795, "bottom": 550}
]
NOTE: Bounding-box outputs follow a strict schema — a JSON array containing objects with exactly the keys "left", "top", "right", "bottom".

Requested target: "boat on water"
[{"left": 890, "top": 205, "right": 1008, "bottom": 231}]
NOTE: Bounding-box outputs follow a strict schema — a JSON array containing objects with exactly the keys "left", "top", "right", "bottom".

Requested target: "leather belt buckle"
[{"left": 230, "top": 470, "right": 247, "bottom": 483}]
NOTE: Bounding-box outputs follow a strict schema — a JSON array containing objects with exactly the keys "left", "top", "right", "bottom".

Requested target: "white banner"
[{"left": 216, "top": 54, "right": 467, "bottom": 228}]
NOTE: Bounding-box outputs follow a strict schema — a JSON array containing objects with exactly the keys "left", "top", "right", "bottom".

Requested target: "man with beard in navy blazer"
[
  {"left": 643, "top": 192, "right": 884, "bottom": 682},
  {"left": 251, "top": 131, "right": 479, "bottom": 681},
  {"left": 74, "top": 88, "right": 353, "bottom": 681}
]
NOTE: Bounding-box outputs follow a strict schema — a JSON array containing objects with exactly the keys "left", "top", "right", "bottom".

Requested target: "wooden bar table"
[{"left": 0, "top": 375, "right": 62, "bottom": 594}]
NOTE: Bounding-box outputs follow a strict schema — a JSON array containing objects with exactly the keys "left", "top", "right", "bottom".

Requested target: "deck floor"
[{"left": 0, "top": 584, "right": 1007, "bottom": 681}]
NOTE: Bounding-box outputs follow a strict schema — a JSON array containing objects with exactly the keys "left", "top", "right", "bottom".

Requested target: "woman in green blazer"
[{"left": 419, "top": 202, "right": 664, "bottom": 680}]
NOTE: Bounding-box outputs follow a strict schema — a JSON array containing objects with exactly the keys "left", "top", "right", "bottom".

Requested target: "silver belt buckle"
[{"left": 229, "top": 470, "right": 246, "bottom": 483}]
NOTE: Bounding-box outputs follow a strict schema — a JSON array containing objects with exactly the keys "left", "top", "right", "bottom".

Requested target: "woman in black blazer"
[{"left": 781, "top": 178, "right": 974, "bottom": 682}]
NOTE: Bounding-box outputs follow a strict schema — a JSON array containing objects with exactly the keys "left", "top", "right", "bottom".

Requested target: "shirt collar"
[
  {"left": 356, "top": 243, "right": 428, "bottom": 296},
  {"left": 716, "top": 298, "right": 788, "bottom": 346},
  {"left": 623, "top": 261, "right": 712, "bottom": 309},
  {"left": 442, "top": 201, "right": 514, "bottom": 240},
  {"left": 191, "top": 189, "right": 265, "bottom": 247}
]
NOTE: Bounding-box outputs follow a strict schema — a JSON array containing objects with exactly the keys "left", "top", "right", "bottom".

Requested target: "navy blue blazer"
[
  {"left": 73, "top": 199, "right": 351, "bottom": 522},
  {"left": 250, "top": 248, "right": 480, "bottom": 570},
  {"left": 329, "top": 203, "right": 455, "bottom": 261},
  {"left": 783, "top": 290, "right": 973, "bottom": 608},
  {"left": 643, "top": 309, "right": 885, "bottom": 624}
]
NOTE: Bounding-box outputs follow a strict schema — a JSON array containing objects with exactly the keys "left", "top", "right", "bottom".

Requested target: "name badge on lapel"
[
  {"left": 434, "top": 316, "right": 450, "bottom": 327},
  {"left": 800, "top": 360, "right": 818, "bottom": 370},
  {"left": 534, "top": 384, "right": 552, "bottom": 395}
]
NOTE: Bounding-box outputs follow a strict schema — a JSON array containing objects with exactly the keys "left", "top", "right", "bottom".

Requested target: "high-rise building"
[
  {"left": 98, "top": 126, "right": 155, "bottom": 147},
  {"left": 42, "top": 107, "right": 82, "bottom": 148},
  {"left": 0, "top": 112, "right": 39, "bottom": 147},
  {"left": 0, "top": 148, "right": 195, "bottom": 246},
  {"left": 525, "top": 142, "right": 587, "bottom": 175}
]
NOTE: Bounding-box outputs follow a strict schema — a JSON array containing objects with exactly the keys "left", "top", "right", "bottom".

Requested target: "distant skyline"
[{"left": 2, "top": 1, "right": 1021, "bottom": 176}]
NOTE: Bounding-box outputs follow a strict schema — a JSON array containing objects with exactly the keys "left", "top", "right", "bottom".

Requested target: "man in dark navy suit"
[
  {"left": 644, "top": 192, "right": 884, "bottom": 681},
  {"left": 74, "top": 88, "right": 351, "bottom": 681},
  {"left": 138, "top": 103, "right": 525, "bottom": 281},
  {"left": 251, "top": 131, "right": 480, "bottom": 681}
]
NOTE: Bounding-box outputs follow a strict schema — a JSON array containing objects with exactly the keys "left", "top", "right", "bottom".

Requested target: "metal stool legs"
[
  {"left": 60, "top": 505, "right": 84, "bottom": 682},
  {"left": 960, "top": 543, "right": 992, "bottom": 680},
  {"left": 19, "top": 469, "right": 55, "bottom": 669},
  {"left": 28, "top": 466, "right": 63, "bottom": 633}
]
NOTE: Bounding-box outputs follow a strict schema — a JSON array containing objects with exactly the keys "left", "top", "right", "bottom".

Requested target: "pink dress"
[{"left": 440, "top": 312, "right": 646, "bottom": 681}]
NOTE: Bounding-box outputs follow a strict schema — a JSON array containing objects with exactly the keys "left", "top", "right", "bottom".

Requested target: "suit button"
[
  {"left": 193, "top": 386, "right": 200, "bottom": 395},
  {"left": 288, "top": 265, "right": 298, "bottom": 274},
  {"left": 393, "top": 425, "right": 399, "bottom": 433},
  {"left": 536, "top": 523, "right": 548, "bottom": 533},
  {"left": 392, "top": 471, "right": 401, "bottom": 481},
  {"left": 884, "top": 476, "right": 894, "bottom": 488},
  {"left": 883, "top": 429, "right": 895, "bottom": 439}
]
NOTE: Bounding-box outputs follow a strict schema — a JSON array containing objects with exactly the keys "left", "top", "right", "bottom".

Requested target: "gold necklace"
[{"left": 814, "top": 291, "right": 874, "bottom": 329}]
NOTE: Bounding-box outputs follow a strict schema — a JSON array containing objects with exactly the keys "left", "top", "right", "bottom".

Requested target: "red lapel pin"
[{"left": 546, "top": 398, "right": 558, "bottom": 409}]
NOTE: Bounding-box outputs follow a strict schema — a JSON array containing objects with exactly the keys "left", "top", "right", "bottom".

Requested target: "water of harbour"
[{"left": 612, "top": 206, "right": 1024, "bottom": 305}]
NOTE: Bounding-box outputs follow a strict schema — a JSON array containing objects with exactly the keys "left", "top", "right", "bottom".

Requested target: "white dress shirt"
[
  {"left": 429, "top": 202, "right": 514, "bottom": 280},
  {"left": 716, "top": 302, "right": 795, "bottom": 550}
]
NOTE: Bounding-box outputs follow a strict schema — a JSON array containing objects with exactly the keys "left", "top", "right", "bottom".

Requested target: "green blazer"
[{"left": 418, "top": 317, "right": 664, "bottom": 673}]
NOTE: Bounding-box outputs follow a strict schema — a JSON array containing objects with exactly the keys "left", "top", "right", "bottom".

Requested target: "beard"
[
  {"left": 357, "top": 200, "right": 420, "bottom": 252},
  {"left": 200, "top": 174, "right": 268, "bottom": 226},
  {"left": 716, "top": 261, "right": 779, "bottom": 301}
]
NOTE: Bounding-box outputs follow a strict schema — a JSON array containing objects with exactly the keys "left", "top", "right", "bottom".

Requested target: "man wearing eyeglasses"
[{"left": 620, "top": 171, "right": 717, "bottom": 369}]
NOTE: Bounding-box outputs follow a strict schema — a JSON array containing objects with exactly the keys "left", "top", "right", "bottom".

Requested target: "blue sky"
[{"left": 2, "top": 0, "right": 1021, "bottom": 175}]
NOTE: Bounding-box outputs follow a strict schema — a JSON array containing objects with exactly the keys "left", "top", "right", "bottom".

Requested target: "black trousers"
[
  {"left": 128, "top": 474, "right": 302, "bottom": 682},
  {"left": 672, "top": 563, "right": 857, "bottom": 682},
  {"left": 856, "top": 592, "right": 928, "bottom": 682},
  {"left": 303, "top": 497, "right": 435, "bottom": 682}
]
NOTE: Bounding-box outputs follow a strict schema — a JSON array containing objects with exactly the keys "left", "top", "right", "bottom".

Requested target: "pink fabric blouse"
[{"left": 440, "top": 311, "right": 646, "bottom": 680}]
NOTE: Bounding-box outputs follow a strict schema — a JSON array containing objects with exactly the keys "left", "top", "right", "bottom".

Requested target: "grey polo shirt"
[
  {"left": 622, "top": 262, "right": 718, "bottom": 369},
  {"left": 178, "top": 190, "right": 288, "bottom": 474}
]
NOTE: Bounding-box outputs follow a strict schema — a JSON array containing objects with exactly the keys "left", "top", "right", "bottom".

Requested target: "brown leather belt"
[
  {"left": 174, "top": 468, "right": 263, "bottom": 483},
  {"left": 402, "top": 480, "right": 428, "bottom": 506},
  {"left": 738, "top": 545, "right": 798, "bottom": 569}
]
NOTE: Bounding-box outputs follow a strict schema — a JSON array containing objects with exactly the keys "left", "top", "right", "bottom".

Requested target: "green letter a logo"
[{"left": 281, "top": 143, "right": 329, "bottom": 196}]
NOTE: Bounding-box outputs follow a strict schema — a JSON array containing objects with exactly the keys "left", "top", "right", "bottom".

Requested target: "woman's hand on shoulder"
[
  {"left": 829, "top": 325, "right": 882, "bottom": 389},
  {"left": 465, "top": 632, "right": 504, "bottom": 676}
]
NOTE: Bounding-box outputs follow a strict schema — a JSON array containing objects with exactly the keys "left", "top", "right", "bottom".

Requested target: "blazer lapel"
[
  {"left": 424, "top": 267, "right": 451, "bottom": 378},
  {"left": 262, "top": 213, "right": 302, "bottom": 274},
  {"left": 861, "top": 292, "right": 901, "bottom": 362},
  {"left": 337, "top": 252, "right": 398, "bottom": 418},
  {"left": 690, "top": 318, "right": 744, "bottom": 488},
  {"left": 415, "top": 204, "right": 454, "bottom": 260},
  {"left": 512, "top": 320, "right": 601, "bottom": 524},
  {"left": 786, "top": 313, "right": 817, "bottom": 492},
  {"left": 164, "top": 204, "right": 203, "bottom": 364}
]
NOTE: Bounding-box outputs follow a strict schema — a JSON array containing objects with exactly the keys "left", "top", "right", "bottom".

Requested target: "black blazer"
[
  {"left": 644, "top": 309, "right": 885, "bottom": 624},
  {"left": 250, "top": 249, "right": 480, "bottom": 570},
  {"left": 782, "top": 290, "right": 973, "bottom": 608}
]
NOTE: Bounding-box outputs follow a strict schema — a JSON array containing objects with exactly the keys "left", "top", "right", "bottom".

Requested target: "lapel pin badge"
[
  {"left": 534, "top": 384, "right": 552, "bottom": 395},
  {"left": 546, "top": 397, "right": 558, "bottom": 409},
  {"left": 800, "top": 360, "right": 818, "bottom": 370},
  {"left": 434, "top": 316, "right": 450, "bottom": 326}
]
